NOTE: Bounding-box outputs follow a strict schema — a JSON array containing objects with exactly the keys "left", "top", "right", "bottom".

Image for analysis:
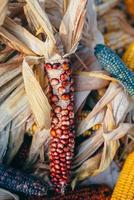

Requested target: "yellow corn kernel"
[
  {"left": 111, "top": 151, "right": 134, "bottom": 200},
  {"left": 83, "top": 130, "right": 92, "bottom": 136},
  {"left": 122, "top": 42, "right": 134, "bottom": 71},
  {"left": 29, "top": 123, "right": 38, "bottom": 135}
]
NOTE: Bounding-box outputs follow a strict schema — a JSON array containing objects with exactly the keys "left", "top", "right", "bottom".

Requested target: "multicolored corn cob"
[
  {"left": 44, "top": 59, "right": 75, "bottom": 193},
  {"left": 28, "top": 184, "right": 112, "bottom": 200},
  {"left": 122, "top": 41, "right": 134, "bottom": 71},
  {"left": 111, "top": 151, "right": 134, "bottom": 200},
  {"left": 0, "top": 164, "right": 49, "bottom": 197},
  {"left": 94, "top": 44, "right": 134, "bottom": 96}
]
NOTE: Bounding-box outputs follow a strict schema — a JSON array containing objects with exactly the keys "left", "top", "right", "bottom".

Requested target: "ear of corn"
[
  {"left": 111, "top": 151, "right": 134, "bottom": 200},
  {"left": 0, "top": 164, "right": 49, "bottom": 197},
  {"left": 122, "top": 41, "right": 134, "bottom": 71},
  {"left": 28, "top": 184, "right": 112, "bottom": 200},
  {"left": 45, "top": 60, "right": 75, "bottom": 193},
  {"left": 94, "top": 44, "right": 134, "bottom": 96}
]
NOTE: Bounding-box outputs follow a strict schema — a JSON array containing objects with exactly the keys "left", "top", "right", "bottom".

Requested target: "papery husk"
[
  {"left": 5, "top": 107, "right": 32, "bottom": 164},
  {"left": 25, "top": 129, "right": 50, "bottom": 168},
  {"left": 96, "top": 0, "right": 119, "bottom": 16},
  {"left": 71, "top": 153, "right": 101, "bottom": 190},
  {"left": 73, "top": 83, "right": 134, "bottom": 186},
  {"left": 60, "top": 0, "right": 87, "bottom": 55},
  {"left": 44, "top": 0, "right": 65, "bottom": 30},
  {"left": 0, "top": 188, "right": 19, "bottom": 200},
  {"left": 0, "top": 26, "right": 34, "bottom": 55},
  {"left": 0, "top": 0, "right": 8, "bottom": 26},
  {"left": 81, "top": 0, "right": 104, "bottom": 49},
  {"left": 0, "top": 84, "right": 29, "bottom": 131},
  {"left": 77, "top": 82, "right": 121, "bottom": 135},
  {"left": 0, "top": 123, "right": 10, "bottom": 163},
  {"left": 0, "top": 62, "right": 21, "bottom": 88},
  {"left": 73, "top": 128, "right": 104, "bottom": 167},
  {"left": 22, "top": 56, "right": 51, "bottom": 130},
  {"left": 25, "top": 0, "right": 56, "bottom": 44},
  {"left": 0, "top": 75, "right": 23, "bottom": 103},
  {"left": 3, "top": 17, "right": 47, "bottom": 56}
]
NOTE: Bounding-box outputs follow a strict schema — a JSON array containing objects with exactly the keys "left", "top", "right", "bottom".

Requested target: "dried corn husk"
[
  {"left": 95, "top": 0, "right": 119, "bottom": 16},
  {"left": 0, "top": 124, "right": 10, "bottom": 163},
  {"left": 0, "top": 188, "right": 19, "bottom": 200},
  {"left": 104, "top": 31, "right": 134, "bottom": 51},
  {"left": 60, "top": 0, "right": 87, "bottom": 55},
  {"left": 25, "top": 129, "right": 50, "bottom": 168},
  {"left": 0, "top": 0, "right": 8, "bottom": 26},
  {"left": 98, "top": 9, "right": 126, "bottom": 33},
  {"left": 81, "top": 0, "right": 104, "bottom": 49},
  {"left": 5, "top": 107, "right": 31, "bottom": 164},
  {"left": 22, "top": 57, "right": 51, "bottom": 130},
  {"left": 72, "top": 82, "right": 134, "bottom": 186}
]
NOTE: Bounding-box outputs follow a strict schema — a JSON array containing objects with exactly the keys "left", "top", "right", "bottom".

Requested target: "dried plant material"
[
  {"left": 74, "top": 129, "right": 104, "bottom": 168},
  {"left": 22, "top": 57, "right": 51, "bottom": 130},
  {"left": 77, "top": 83, "right": 121, "bottom": 135},
  {"left": 0, "top": 63, "right": 21, "bottom": 88},
  {"left": 81, "top": 0, "right": 104, "bottom": 49},
  {"left": 4, "top": 17, "right": 47, "bottom": 56},
  {"left": 0, "top": 75, "right": 23, "bottom": 103},
  {"left": 74, "top": 91, "right": 89, "bottom": 113},
  {"left": 0, "top": 188, "right": 19, "bottom": 200},
  {"left": 0, "top": 0, "right": 8, "bottom": 26},
  {"left": 0, "top": 124, "right": 10, "bottom": 163},
  {"left": 24, "top": 4, "right": 41, "bottom": 34},
  {"left": 73, "top": 81, "right": 134, "bottom": 182},
  {"left": 0, "top": 27, "right": 34, "bottom": 55},
  {"left": 5, "top": 107, "right": 31, "bottom": 164},
  {"left": 60, "top": 0, "right": 87, "bottom": 54},
  {"left": 96, "top": 0, "right": 119, "bottom": 16},
  {"left": 74, "top": 73, "right": 109, "bottom": 92},
  {"left": 25, "top": 0, "right": 56, "bottom": 44},
  {"left": 25, "top": 129, "right": 50, "bottom": 168},
  {"left": 44, "top": 0, "right": 64, "bottom": 30},
  {"left": 0, "top": 84, "right": 29, "bottom": 131},
  {"left": 72, "top": 153, "right": 101, "bottom": 189}
]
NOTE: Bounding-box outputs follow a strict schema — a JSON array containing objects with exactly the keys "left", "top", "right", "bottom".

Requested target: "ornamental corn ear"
[
  {"left": 111, "top": 151, "right": 134, "bottom": 200},
  {"left": 122, "top": 41, "right": 134, "bottom": 71},
  {"left": 45, "top": 60, "right": 75, "bottom": 193},
  {"left": 94, "top": 44, "right": 134, "bottom": 96},
  {"left": 28, "top": 184, "right": 112, "bottom": 200},
  {"left": 0, "top": 164, "right": 49, "bottom": 197}
]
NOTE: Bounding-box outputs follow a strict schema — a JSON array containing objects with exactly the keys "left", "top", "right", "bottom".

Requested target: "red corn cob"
[
  {"left": 45, "top": 59, "right": 75, "bottom": 193},
  {"left": 28, "top": 184, "right": 112, "bottom": 200}
]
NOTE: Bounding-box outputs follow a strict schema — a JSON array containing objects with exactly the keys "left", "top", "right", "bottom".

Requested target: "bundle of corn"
[
  {"left": 111, "top": 151, "right": 134, "bottom": 200},
  {"left": 0, "top": 0, "right": 134, "bottom": 199},
  {"left": 122, "top": 41, "right": 134, "bottom": 71}
]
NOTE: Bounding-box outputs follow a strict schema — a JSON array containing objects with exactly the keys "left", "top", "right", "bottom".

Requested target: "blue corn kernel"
[
  {"left": 94, "top": 44, "right": 134, "bottom": 96},
  {"left": 0, "top": 164, "right": 49, "bottom": 197}
]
